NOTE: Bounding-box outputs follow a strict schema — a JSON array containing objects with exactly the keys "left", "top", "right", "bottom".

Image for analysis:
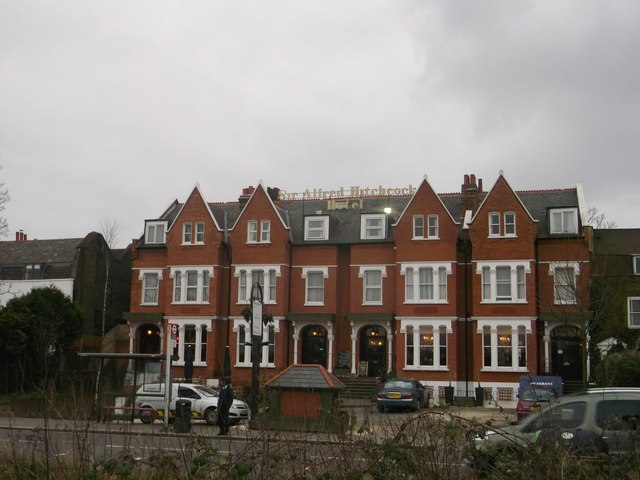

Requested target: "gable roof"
[
  {"left": 395, "top": 178, "right": 460, "bottom": 227},
  {"left": 139, "top": 175, "right": 585, "bottom": 245},
  {"left": 166, "top": 184, "right": 222, "bottom": 233},
  {"left": 229, "top": 182, "right": 290, "bottom": 232},
  {"left": 470, "top": 174, "right": 538, "bottom": 226}
]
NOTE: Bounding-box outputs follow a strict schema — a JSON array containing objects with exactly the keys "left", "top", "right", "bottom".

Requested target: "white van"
[{"left": 135, "top": 382, "right": 249, "bottom": 426}]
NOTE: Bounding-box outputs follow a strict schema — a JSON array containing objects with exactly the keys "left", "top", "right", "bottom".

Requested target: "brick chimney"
[
  {"left": 238, "top": 186, "right": 255, "bottom": 204},
  {"left": 15, "top": 230, "right": 28, "bottom": 241},
  {"left": 460, "top": 174, "right": 481, "bottom": 217}
]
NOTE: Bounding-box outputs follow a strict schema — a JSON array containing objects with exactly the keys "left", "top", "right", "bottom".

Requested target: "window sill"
[
  {"left": 304, "top": 302, "right": 325, "bottom": 307},
  {"left": 362, "top": 302, "right": 383, "bottom": 306},
  {"left": 173, "top": 361, "right": 207, "bottom": 367},
  {"left": 480, "top": 300, "right": 528, "bottom": 305},
  {"left": 140, "top": 303, "right": 159, "bottom": 307},
  {"left": 171, "top": 302, "right": 210, "bottom": 305},
  {"left": 403, "top": 300, "right": 448, "bottom": 305},
  {"left": 481, "top": 368, "right": 529, "bottom": 373},
  {"left": 403, "top": 367, "right": 449, "bottom": 372},
  {"left": 234, "top": 364, "right": 276, "bottom": 369}
]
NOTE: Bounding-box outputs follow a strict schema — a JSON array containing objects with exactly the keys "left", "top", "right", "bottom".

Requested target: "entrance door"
[
  {"left": 138, "top": 325, "right": 161, "bottom": 354},
  {"left": 551, "top": 325, "right": 583, "bottom": 382},
  {"left": 360, "top": 326, "right": 387, "bottom": 378},
  {"left": 301, "top": 325, "right": 328, "bottom": 367}
]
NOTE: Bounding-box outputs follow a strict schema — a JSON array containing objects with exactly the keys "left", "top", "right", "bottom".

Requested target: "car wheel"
[
  {"left": 377, "top": 404, "right": 385, "bottom": 413},
  {"left": 204, "top": 408, "right": 218, "bottom": 426},
  {"left": 139, "top": 407, "right": 154, "bottom": 424}
]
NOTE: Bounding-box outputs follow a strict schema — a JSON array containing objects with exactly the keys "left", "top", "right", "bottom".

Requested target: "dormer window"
[
  {"left": 361, "top": 214, "right": 385, "bottom": 240},
  {"left": 145, "top": 221, "right": 167, "bottom": 244},
  {"left": 304, "top": 216, "right": 329, "bottom": 241},
  {"left": 550, "top": 208, "right": 578, "bottom": 234}
]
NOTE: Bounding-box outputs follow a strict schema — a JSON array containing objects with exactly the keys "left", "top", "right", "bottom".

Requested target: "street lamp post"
[{"left": 249, "top": 282, "right": 263, "bottom": 417}]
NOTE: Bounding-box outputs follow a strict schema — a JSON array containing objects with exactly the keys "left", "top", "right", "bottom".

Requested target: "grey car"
[
  {"left": 473, "top": 387, "right": 640, "bottom": 458},
  {"left": 376, "top": 378, "right": 428, "bottom": 412}
]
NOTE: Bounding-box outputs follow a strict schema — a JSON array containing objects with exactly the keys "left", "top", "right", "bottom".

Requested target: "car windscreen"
[
  {"left": 522, "top": 389, "right": 554, "bottom": 402},
  {"left": 523, "top": 401, "right": 586, "bottom": 433},
  {"left": 193, "top": 386, "right": 218, "bottom": 397},
  {"left": 384, "top": 380, "right": 413, "bottom": 389}
]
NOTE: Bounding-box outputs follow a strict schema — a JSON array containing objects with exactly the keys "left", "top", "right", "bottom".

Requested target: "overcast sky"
[{"left": 1, "top": 1, "right": 639, "bottom": 248}]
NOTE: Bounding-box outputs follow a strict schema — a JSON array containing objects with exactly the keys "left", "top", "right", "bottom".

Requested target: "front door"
[
  {"left": 551, "top": 325, "right": 583, "bottom": 382},
  {"left": 138, "top": 324, "right": 161, "bottom": 354},
  {"left": 360, "top": 325, "right": 387, "bottom": 378},
  {"left": 301, "top": 325, "right": 327, "bottom": 367}
]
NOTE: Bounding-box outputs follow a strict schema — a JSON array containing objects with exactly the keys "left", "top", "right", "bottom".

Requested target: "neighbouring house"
[
  {"left": 0, "top": 230, "right": 131, "bottom": 347},
  {"left": 591, "top": 229, "right": 640, "bottom": 353}
]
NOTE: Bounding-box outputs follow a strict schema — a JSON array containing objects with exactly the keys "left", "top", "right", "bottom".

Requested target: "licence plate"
[
  {"left": 387, "top": 393, "right": 401, "bottom": 399},
  {"left": 530, "top": 405, "right": 539, "bottom": 411}
]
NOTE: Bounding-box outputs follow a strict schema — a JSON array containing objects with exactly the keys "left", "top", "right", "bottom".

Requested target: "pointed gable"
[
  {"left": 395, "top": 177, "right": 459, "bottom": 227},
  {"left": 470, "top": 173, "right": 537, "bottom": 228},
  {"left": 167, "top": 184, "right": 222, "bottom": 233},
  {"left": 230, "top": 182, "right": 290, "bottom": 232}
]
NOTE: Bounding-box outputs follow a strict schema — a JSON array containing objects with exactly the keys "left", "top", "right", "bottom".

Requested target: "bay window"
[
  {"left": 234, "top": 318, "right": 278, "bottom": 367},
  {"left": 168, "top": 320, "right": 210, "bottom": 366},
  {"left": 479, "top": 321, "right": 530, "bottom": 371},
  {"left": 401, "top": 262, "right": 451, "bottom": 303},
  {"left": 401, "top": 319, "right": 451, "bottom": 370},
  {"left": 478, "top": 261, "right": 530, "bottom": 303},
  {"left": 170, "top": 266, "right": 213, "bottom": 304},
  {"left": 236, "top": 265, "right": 281, "bottom": 304}
]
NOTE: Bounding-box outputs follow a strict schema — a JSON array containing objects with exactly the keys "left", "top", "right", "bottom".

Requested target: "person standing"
[{"left": 217, "top": 377, "right": 233, "bottom": 435}]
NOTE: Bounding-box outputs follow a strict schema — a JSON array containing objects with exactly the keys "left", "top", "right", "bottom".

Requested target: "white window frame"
[
  {"left": 302, "top": 267, "right": 328, "bottom": 306},
  {"left": 488, "top": 213, "right": 501, "bottom": 237},
  {"left": 549, "top": 262, "right": 580, "bottom": 305},
  {"left": 304, "top": 216, "right": 329, "bottom": 241},
  {"left": 399, "top": 318, "right": 452, "bottom": 371},
  {"left": 233, "top": 317, "right": 279, "bottom": 367},
  {"left": 359, "top": 265, "right": 386, "bottom": 305},
  {"left": 427, "top": 215, "right": 439, "bottom": 239},
  {"left": 477, "top": 261, "right": 530, "bottom": 303},
  {"left": 550, "top": 208, "right": 579, "bottom": 234},
  {"left": 260, "top": 220, "right": 271, "bottom": 243},
  {"left": 195, "top": 222, "right": 205, "bottom": 243},
  {"left": 477, "top": 319, "right": 531, "bottom": 372},
  {"left": 628, "top": 297, "right": 640, "bottom": 328},
  {"left": 361, "top": 214, "right": 386, "bottom": 240},
  {"left": 182, "top": 222, "right": 192, "bottom": 244},
  {"left": 401, "top": 262, "right": 451, "bottom": 304},
  {"left": 413, "top": 215, "right": 424, "bottom": 239},
  {"left": 139, "top": 269, "right": 163, "bottom": 305},
  {"left": 170, "top": 266, "right": 213, "bottom": 304},
  {"left": 145, "top": 221, "right": 167, "bottom": 244},
  {"left": 504, "top": 212, "right": 516, "bottom": 237},
  {"left": 235, "top": 265, "right": 281, "bottom": 304},
  {"left": 166, "top": 318, "right": 210, "bottom": 366},
  {"left": 247, "top": 220, "right": 258, "bottom": 243},
  {"left": 633, "top": 256, "right": 640, "bottom": 275}
]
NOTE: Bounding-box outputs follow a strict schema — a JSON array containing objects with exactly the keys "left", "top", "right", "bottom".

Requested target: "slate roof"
[
  {"left": 139, "top": 184, "right": 582, "bottom": 245},
  {"left": 265, "top": 364, "right": 346, "bottom": 390},
  {"left": 0, "top": 238, "right": 83, "bottom": 265}
]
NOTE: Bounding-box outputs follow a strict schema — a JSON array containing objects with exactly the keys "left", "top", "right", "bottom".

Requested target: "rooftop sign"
[{"left": 278, "top": 185, "right": 416, "bottom": 201}]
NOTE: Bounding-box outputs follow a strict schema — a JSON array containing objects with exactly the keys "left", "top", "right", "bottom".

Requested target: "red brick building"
[{"left": 124, "top": 173, "right": 592, "bottom": 404}]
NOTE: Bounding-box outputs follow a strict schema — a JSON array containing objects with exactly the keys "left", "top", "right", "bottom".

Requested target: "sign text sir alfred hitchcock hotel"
[{"left": 278, "top": 185, "right": 416, "bottom": 211}]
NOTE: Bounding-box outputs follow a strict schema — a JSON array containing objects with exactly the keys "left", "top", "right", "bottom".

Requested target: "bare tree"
[
  {"left": 99, "top": 214, "right": 120, "bottom": 339},
  {"left": 587, "top": 206, "right": 617, "bottom": 229},
  {"left": 0, "top": 175, "right": 8, "bottom": 238}
]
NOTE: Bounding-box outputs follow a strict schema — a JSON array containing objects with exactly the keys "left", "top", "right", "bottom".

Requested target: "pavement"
[{"left": 0, "top": 399, "right": 516, "bottom": 438}]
